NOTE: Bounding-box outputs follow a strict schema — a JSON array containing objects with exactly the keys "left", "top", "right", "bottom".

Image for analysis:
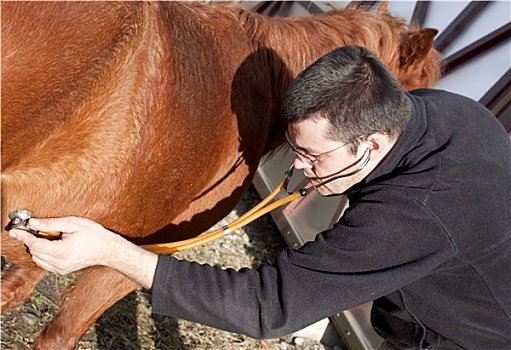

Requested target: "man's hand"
[
  {"left": 9, "top": 216, "right": 114, "bottom": 274},
  {"left": 9, "top": 216, "right": 158, "bottom": 289}
]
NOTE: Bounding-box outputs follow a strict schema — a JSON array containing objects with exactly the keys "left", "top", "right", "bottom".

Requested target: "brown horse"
[{"left": 1, "top": 1, "right": 441, "bottom": 348}]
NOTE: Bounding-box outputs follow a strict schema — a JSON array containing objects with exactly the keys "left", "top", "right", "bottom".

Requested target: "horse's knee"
[
  {"left": 31, "top": 267, "right": 139, "bottom": 349},
  {"left": 1, "top": 264, "right": 46, "bottom": 313}
]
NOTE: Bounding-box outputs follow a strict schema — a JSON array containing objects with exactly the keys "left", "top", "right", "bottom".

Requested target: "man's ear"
[{"left": 365, "top": 133, "right": 392, "bottom": 161}]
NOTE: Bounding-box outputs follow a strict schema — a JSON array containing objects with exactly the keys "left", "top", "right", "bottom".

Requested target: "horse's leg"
[
  {"left": 1, "top": 264, "right": 47, "bottom": 313},
  {"left": 32, "top": 266, "right": 139, "bottom": 350}
]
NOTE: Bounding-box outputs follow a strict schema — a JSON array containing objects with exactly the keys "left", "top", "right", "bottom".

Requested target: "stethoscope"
[
  {"left": 142, "top": 148, "right": 370, "bottom": 253},
  {"left": 9, "top": 150, "right": 371, "bottom": 254},
  {"left": 288, "top": 148, "right": 371, "bottom": 196},
  {"left": 8, "top": 209, "right": 61, "bottom": 240}
]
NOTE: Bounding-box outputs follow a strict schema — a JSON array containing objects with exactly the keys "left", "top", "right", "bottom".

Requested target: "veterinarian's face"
[{"left": 287, "top": 118, "right": 369, "bottom": 196}]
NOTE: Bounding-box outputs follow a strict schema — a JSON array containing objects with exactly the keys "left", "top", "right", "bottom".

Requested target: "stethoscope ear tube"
[
  {"left": 292, "top": 148, "right": 371, "bottom": 196},
  {"left": 142, "top": 169, "right": 305, "bottom": 254},
  {"left": 309, "top": 151, "right": 371, "bottom": 192}
]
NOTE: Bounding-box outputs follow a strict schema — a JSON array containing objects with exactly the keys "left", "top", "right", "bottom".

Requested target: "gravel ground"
[{"left": 1, "top": 186, "right": 346, "bottom": 350}]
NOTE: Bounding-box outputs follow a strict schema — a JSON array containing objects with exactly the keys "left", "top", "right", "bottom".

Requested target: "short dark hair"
[{"left": 281, "top": 46, "right": 411, "bottom": 152}]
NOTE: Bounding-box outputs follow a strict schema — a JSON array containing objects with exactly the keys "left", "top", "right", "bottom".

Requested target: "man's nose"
[{"left": 292, "top": 154, "right": 313, "bottom": 170}]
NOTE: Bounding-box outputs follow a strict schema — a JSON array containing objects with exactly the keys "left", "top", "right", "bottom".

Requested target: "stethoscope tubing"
[{"left": 142, "top": 149, "right": 370, "bottom": 254}]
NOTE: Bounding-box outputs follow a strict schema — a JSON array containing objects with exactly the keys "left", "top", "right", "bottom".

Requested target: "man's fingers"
[
  {"left": 9, "top": 228, "right": 36, "bottom": 246},
  {"left": 8, "top": 230, "right": 65, "bottom": 273},
  {"left": 31, "top": 254, "right": 67, "bottom": 275},
  {"left": 29, "top": 217, "right": 88, "bottom": 233},
  {"left": 29, "top": 216, "right": 97, "bottom": 233},
  {"left": 28, "top": 217, "right": 63, "bottom": 232},
  {"left": 31, "top": 255, "right": 53, "bottom": 271},
  {"left": 9, "top": 228, "right": 57, "bottom": 256}
]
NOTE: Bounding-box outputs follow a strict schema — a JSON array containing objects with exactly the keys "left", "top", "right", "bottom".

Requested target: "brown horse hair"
[{"left": 181, "top": 1, "right": 442, "bottom": 90}]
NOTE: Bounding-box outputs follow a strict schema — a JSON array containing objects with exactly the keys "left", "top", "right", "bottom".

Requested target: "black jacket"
[{"left": 152, "top": 89, "right": 511, "bottom": 349}]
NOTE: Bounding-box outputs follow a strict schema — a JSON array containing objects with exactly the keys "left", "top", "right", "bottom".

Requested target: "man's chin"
[
  {"left": 315, "top": 186, "right": 336, "bottom": 197},
  {"left": 314, "top": 182, "right": 346, "bottom": 197},
  {"left": 307, "top": 176, "right": 346, "bottom": 197}
]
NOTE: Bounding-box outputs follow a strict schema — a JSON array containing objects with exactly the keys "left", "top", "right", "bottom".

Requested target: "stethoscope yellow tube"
[
  {"left": 142, "top": 149, "right": 371, "bottom": 254},
  {"left": 7, "top": 171, "right": 304, "bottom": 254},
  {"left": 142, "top": 172, "right": 304, "bottom": 254}
]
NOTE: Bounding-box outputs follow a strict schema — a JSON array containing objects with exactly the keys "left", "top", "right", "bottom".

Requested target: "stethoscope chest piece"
[
  {"left": 9, "top": 209, "right": 33, "bottom": 230},
  {"left": 8, "top": 209, "right": 61, "bottom": 240}
]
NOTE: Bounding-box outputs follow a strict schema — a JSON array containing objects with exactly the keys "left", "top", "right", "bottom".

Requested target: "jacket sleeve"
[{"left": 151, "top": 190, "right": 455, "bottom": 339}]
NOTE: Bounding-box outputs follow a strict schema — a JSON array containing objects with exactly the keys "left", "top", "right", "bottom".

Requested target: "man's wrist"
[{"left": 104, "top": 233, "right": 158, "bottom": 289}]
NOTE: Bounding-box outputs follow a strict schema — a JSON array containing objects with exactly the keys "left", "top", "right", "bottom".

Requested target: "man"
[{"left": 10, "top": 46, "right": 510, "bottom": 349}]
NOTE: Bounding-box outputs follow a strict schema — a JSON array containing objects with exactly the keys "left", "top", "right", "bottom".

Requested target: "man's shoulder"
[
  {"left": 409, "top": 88, "right": 479, "bottom": 106},
  {"left": 408, "top": 88, "right": 498, "bottom": 128}
]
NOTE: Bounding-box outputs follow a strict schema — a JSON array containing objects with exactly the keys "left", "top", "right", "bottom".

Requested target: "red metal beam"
[
  {"left": 296, "top": 1, "right": 324, "bottom": 15},
  {"left": 479, "top": 69, "right": 511, "bottom": 132},
  {"left": 434, "top": 1, "right": 490, "bottom": 53},
  {"left": 443, "top": 22, "right": 511, "bottom": 74},
  {"left": 411, "top": 1, "right": 431, "bottom": 27}
]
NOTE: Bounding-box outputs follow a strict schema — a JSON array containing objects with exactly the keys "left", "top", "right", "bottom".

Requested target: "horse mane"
[
  {"left": 242, "top": 9, "right": 399, "bottom": 67},
  {"left": 180, "top": 1, "right": 441, "bottom": 88}
]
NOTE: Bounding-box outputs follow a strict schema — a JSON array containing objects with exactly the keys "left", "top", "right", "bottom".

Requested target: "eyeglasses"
[{"left": 285, "top": 130, "right": 365, "bottom": 163}]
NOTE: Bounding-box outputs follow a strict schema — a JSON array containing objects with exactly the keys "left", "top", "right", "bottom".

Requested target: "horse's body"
[{"left": 1, "top": 2, "right": 441, "bottom": 348}]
